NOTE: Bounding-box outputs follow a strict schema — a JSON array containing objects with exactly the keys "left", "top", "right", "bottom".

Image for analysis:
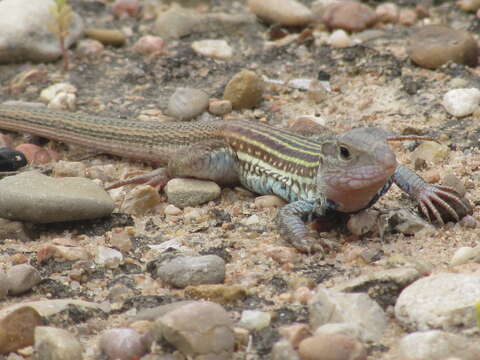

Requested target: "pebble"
[
  {"left": 298, "top": 334, "right": 367, "bottom": 360},
  {"left": 15, "top": 144, "right": 57, "bottom": 165},
  {"left": 309, "top": 287, "right": 387, "bottom": 343},
  {"left": 223, "top": 70, "right": 264, "bottom": 109},
  {"left": 398, "top": 330, "right": 480, "bottom": 360},
  {"left": 167, "top": 87, "right": 209, "bottom": 120},
  {"left": 239, "top": 310, "right": 271, "bottom": 331},
  {"left": 132, "top": 35, "right": 164, "bottom": 55},
  {"left": 155, "top": 301, "right": 234, "bottom": 358},
  {"left": 164, "top": 204, "right": 183, "bottom": 216},
  {"left": 39, "top": 83, "right": 77, "bottom": 111},
  {"left": 192, "top": 39, "right": 233, "bottom": 59},
  {"left": 53, "top": 161, "right": 87, "bottom": 178},
  {"left": 322, "top": 1, "right": 377, "bottom": 32},
  {"left": 450, "top": 246, "right": 480, "bottom": 266},
  {"left": 184, "top": 284, "right": 247, "bottom": 304},
  {"left": 6, "top": 264, "right": 41, "bottom": 295},
  {"left": 34, "top": 326, "right": 83, "bottom": 360},
  {"left": 0, "top": 171, "right": 114, "bottom": 223},
  {"left": 86, "top": 164, "right": 117, "bottom": 183},
  {"left": 111, "top": 0, "right": 141, "bottom": 18},
  {"left": 346, "top": 209, "right": 379, "bottom": 236},
  {"left": 120, "top": 184, "right": 162, "bottom": 214},
  {"left": 0, "top": 299, "right": 102, "bottom": 319},
  {"left": 278, "top": 323, "right": 310, "bottom": 348},
  {"left": 209, "top": 99, "right": 232, "bottom": 116},
  {"left": 0, "top": 147, "right": 27, "bottom": 171},
  {"left": 378, "top": 208, "right": 433, "bottom": 236},
  {"left": 328, "top": 29, "right": 353, "bottom": 48},
  {"left": 411, "top": 141, "right": 449, "bottom": 164},
  {"left": 272, "top": 340, "right": 300, "bottom": 360},
  {"left": 247, "top": 0, "right": 313, "bottom": 26},
  {"left": 76, "top": 39, "right": 104, "bottom": 58},
  {"left": 442, "top": 172, "right": 466, "bottom": 197},
  {"left": 457, "top": 0, "right": 480, "bottom": 11},
  {"left": 395, "top": 273, "right": 480, "bottom": 331},
  {"left": 37, "top": 244, "right": 90, "bottom": 263},
  {"left": 165, "top": 178, "right": 221, "bottom": 208},
  {"left": 314, "top": 323, "right": 363, "bottom": 342},
  {"left": 84, "top": 28, "right": 127, "bottom": 46},
  {"left": 375, "top": 3, "right": 399, "bottom": 23},
  {"left": 407, "top": 25, "right": 479, "bottom": 69},
  {"left": 151, "top": 253, "right": 225, "bottom": 288},
  {"left": 109, "top": 227, "right": 134, "bottom": 253},
  {"left": 0, "top": 306, "right": 44, "bottom": 354},
  {"left": 0, "top": 0, "right": 84, "bottom": 63},
  {"left": 95, "top": 246, "right": 123, "bottom": 268},
  {"left": 0, "top": 218, "right": 33, "bottom": 242},
  {"left": 264, "top": 246, "right": 299, "bottom": 265},
  {"left": 442, "top": 88, "right": 480, "bottom": 117},
  {"left": 255, "top": 195, "right": 286, "bottom": 209},
  {"left": 398, "top": 8, "right": 418, "bottom": 25},
  {"left": 99, "top": 328, "right": 148, "bottom": 360}
]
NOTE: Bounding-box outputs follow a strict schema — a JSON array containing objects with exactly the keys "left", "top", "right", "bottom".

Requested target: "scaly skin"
[{"left": 0, "top": 104, "right": 471, "bottom": 252}]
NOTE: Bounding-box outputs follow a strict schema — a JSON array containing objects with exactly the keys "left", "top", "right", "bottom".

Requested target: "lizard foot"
[
  {"left": 416, "top": 184, "right": 472, "bottom": 225},
  {"left": 293, "top": 236, "right": 339, "bottom": 255},
  {"left": 106, "top": 168, "right": 170, "bottom": 191}
]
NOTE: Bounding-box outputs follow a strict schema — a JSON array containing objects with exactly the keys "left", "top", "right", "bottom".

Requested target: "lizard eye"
[{"left": 339, "top": 146, "right": 351, "bottom": 160}]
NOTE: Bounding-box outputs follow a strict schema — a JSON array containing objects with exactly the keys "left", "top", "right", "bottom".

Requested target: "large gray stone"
[{"left": 0, "top": 171, "right": 114, "bottom": 223}]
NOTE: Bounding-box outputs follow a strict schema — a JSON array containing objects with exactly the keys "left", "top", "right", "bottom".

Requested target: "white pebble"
[
  {"left": 442, "top": 88, "right": 480, "bottom": 117},
  {"left": 40, "top": 83, "right": 77, "bottom": 110},
  {"left": 450, "top": 246, "right": 480, "bottom": 266},
  {"left": 328, "top": 29, "right": 353, "bottom": 48},
  {"left": 239, "top": 310, "right": 271, "bottom": 330},
  {"left": 164, "top": 204, "right": 183, "bottom": 216},
  {"left": 192, "top": 39, "right": 233, "bottom": 59}
]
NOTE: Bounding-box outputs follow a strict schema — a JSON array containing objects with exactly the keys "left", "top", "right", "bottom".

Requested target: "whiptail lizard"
[{"left": 0, "top": 104, "right": 471, "bottom": 252}]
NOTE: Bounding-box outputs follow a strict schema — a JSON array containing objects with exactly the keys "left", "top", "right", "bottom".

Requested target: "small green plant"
[{"left": 48, "top": 0, "right": 72, "bottom": 73}]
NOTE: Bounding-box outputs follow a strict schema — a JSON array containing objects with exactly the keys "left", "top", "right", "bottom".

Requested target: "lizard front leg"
[
  {"left": 277, "top": 200, "right": 338, "bottom": 253},
  {"left": 393, "top": 165, "right": 472, "bottom": 224}
]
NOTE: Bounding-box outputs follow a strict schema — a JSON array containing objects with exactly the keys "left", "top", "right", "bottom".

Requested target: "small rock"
[
  {"left": 328, "top": 29, "right": 353, "bottom": 48},
  {"left": 0, "top": 0, "right": 84, "bottom": 63},
  {"left": 37, "top": 244, "right": 90, "bottom": 264},
  {"left": 223, "top": 70, "right": 264, "bottom": 109},
  {"left": 167, "top": 88, "right": 209, "bottom": 120},
  {"left": 238, "top": 310, "right": 271, "bottom": 331},
  {"left": 155, "top": 301, "right": 234, "bottom": 358},
  {"left": 164, "top": 204, "right": 182, "bottom": 216},
  {"left": 184, "top": 284, "right": 247, "bottom": 304},
  {"left": 111, "top": 0, "right": 141, "bottom": 18},
  {"left": 0, "top": 171, "right": 114, "bottom": 223},
  {"left": 120, "top": 184, "right": 162, "bottom": 215},
  {"left": 450, "top": 246, "right": 480, "bottom": 266},
  {"left": 298, "top": 334, "right": 367, "bottom": 360},
  {"left": 255, "top": 195, "right": 286, "bottom": 209},
  {"left": 0, "top": 147, "right": 27, "bottom": 171},
  {"left": 0, "top": 307, "right": 44, "bottom": 354},
  {"left": 442, "top": 172, "right": 466, "bottom": 197},
  {"left": 95, "top": 246, "right": 123, "bottom": 268},
  {"left": 264, "top": 246, "right": 299, "bottom": 265},
  {"left": 15, "top": 144, "right": 56, "bottom": 165},
  {"left": 7, "top": 264, "right": 41, "bottom": 295},
  {"left": 192, "top": 39, "right": 233, "bottom": 59},
  {"left": 109, "top": 227, "right": 134, "bottom": 253},
  {"left": 322, "top": 1, "right": 377, "bottom": 32},
  {"left": 309, "top": 287, "right": 387, "bottom": 343},
  {"left": 242, "top": 214, "right": 260, "bottom": 226},
  {"left": 99, "top": 328, "right": 148, "bottom": 360},
  {"left": 457, "top": 0, "right": 480, "bottom": 11},
  {"left": 40, "top": 83, "right": 77, "bottom": 111},
  {"left": 247, "top": 0, "right": 313, "bottom": 26},
  {"left": 132, "top": 301, "right": 196, "bottom": 322},
  {"left": 84, "top": 28, "right": 126, "bottom": 46},
  {"left": 411, "top": 141, "right": 449, "bottom": 164},
  {"left": 208, "top": 99, "right": 232, "bottom": 116},
  {"left": 398, "top": 8, "right": 417, "bottom": 25},
  {"left": 378, "top": 208, "right": 433, "bottom": 236},
  {"left": 407, "top": 25, "right": 479, "bottom": 69},
  {"left": 165, "top": 178, "right": 221, "bottom": 208},
  {"left": 398, "top": 330, "right": 480, "bottom": 360},
  {"left": 0, "top": 218, "right": 32, "bottom": 242},
  {"left": 395, "top": 273, "right": 480, "bottom": 331},
  {"left": 85, "top": 164, "right": 117, "bottom": 183},
  {"left": 133, "top": 35, "right": 164, "bottom": 55},
  {"left": 34, "top": 326, "right": 83, "bottom": 360},
  {"left": 346, "top": 209, "right": 379, "bottom": 236},
  {"left": 443, "top": 88, "right": 480, "bottom": 118},
  {"left": 278, "top": 323, "right": 310, "bottom": 348},
  {"left": 272, "top": 339, "right": 300, "bottom": 360},
  {"left": 53, "top": 161, "right": 87, "bottom": 178},
  {"left": 76, "top": 39, "right": 104, "bottom": 57},
  {"left": 151, "top": 253, "right": 225, "bottom": 288},
  {"left": 314, "top": 323, "right": 363, "bottom": 342},
  {"left": 375, "top": 3, "right": 399, "bottom": 23}
]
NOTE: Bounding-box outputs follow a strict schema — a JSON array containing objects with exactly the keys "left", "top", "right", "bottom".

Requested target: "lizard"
[{"left": 0, "top": 104, "right": 471, "bottom": 252}]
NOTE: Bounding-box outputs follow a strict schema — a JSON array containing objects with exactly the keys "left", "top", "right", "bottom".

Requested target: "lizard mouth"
[{"left": 324, "top": 164, "right": 396, "bottom": 213}]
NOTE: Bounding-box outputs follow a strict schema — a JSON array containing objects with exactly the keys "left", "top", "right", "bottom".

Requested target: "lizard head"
[{"left": 317, "top": 128, "right": 398, "bottom": 213}]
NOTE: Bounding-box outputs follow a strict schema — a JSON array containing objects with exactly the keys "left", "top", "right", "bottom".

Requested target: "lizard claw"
[
  {"left": 416, "top": 184, "right": 471, "bottom": 225},
  {"left": 106, "top": 168, "right": 170, "bottom": 191}
]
